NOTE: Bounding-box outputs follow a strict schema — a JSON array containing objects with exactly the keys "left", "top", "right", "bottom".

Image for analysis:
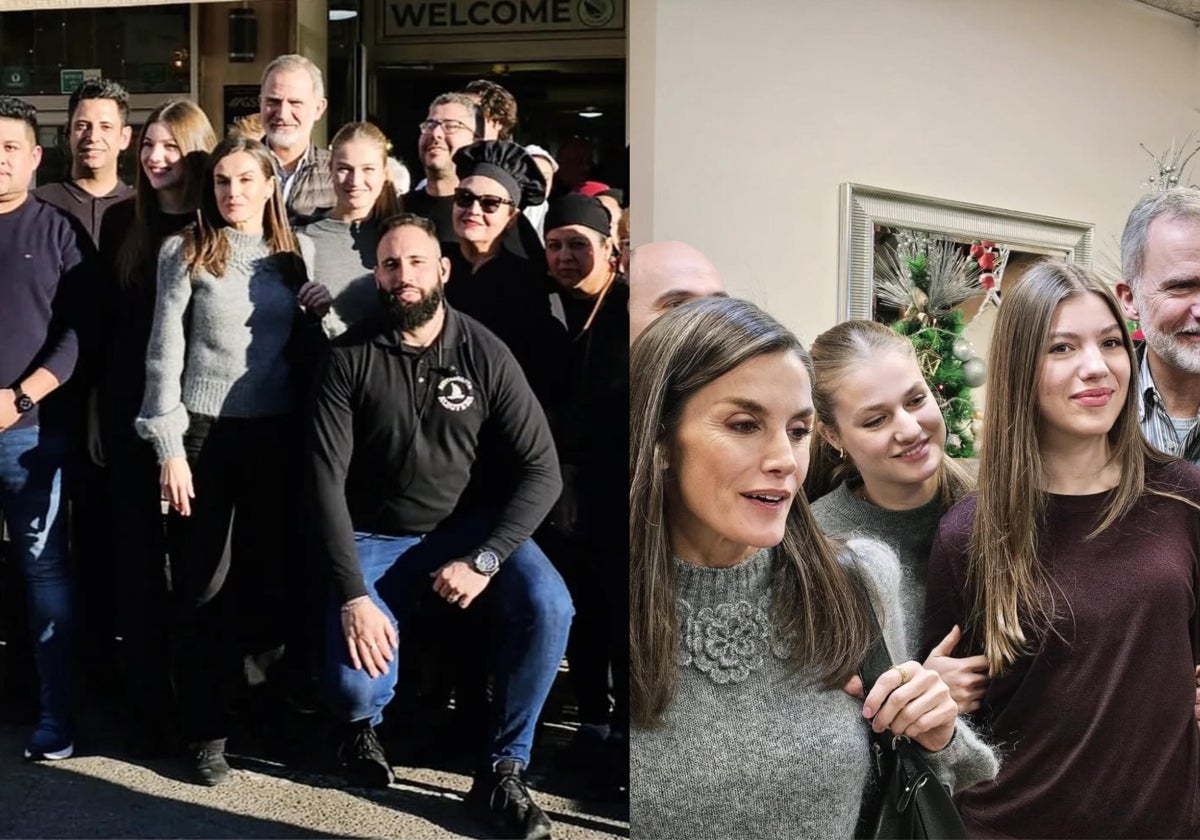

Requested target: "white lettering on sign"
[{"left": 381, "top": 0, "right": 621, "bottom": 39}]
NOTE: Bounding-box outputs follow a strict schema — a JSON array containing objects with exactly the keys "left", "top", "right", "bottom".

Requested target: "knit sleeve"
[
  {"left": 844, "top": 537, "right": 999, "bottom": 794},
  {"left": 134, "top": 234, "right": 193, "bottom": 463}
]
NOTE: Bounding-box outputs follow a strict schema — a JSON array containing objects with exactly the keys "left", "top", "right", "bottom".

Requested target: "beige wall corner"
[
  {"left": 294, "top": 0, "right": 329, "bottom": 147},
  {"left": 629, "top": 0, "right": 657, "bottom": 247},
  {"left": 198, "top": 0, "right": 294, "bottom": 132}
]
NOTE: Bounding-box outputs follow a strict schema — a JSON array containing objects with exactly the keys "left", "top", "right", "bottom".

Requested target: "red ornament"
[
  {"left": 1131, "top": 327, "right": 1145, "bottom": 340},
  {"left": 981, "top": 272, "right": 996, "bottom": 291},
  {"left": 978, "top": 252, "right": 996, "bottom": 270},
  {"left": 969, "top": 244, "right": 984, "bottom": 259},
  {"left": 980, "top": 239, "right": 995, "bottom": 248}
]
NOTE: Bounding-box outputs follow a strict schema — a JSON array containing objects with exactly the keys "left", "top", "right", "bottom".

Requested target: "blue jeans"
[
  {"left": 0, "top": 426, "right": 73, "bottom": 734},
  {"left": 324, "top": 515, "right": 573, "bottom": 768}
]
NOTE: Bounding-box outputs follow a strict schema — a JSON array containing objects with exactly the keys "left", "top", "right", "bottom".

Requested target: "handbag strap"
[{"left": 858, "top": 586, "right": 894, "bottom": 692}]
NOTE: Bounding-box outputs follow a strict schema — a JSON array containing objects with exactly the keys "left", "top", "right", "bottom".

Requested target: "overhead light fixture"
[
  {"left": 329, "top": 9, "right": 358, "bottom": 20},
  {"left": 579, "top": 108, "right": 603, "bottom": 119}
]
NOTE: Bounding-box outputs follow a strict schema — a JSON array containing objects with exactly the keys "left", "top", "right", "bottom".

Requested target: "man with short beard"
[
  {"left": 404, "top": 92, "right": 481, "bottom": 248},
  {"left": 258, "top": 54, "right": 334, "bottom": 223},
  {"left": 306, "top": 213, "right": 571, "bottom": 840},
  {"left": 35, "top": 78, "right": 132, "bottom": 244},
  {"left": 1118, "top": 188, "right": 1200, "bottom": 463}
]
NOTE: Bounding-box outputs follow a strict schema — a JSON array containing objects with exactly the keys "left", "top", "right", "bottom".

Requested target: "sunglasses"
[{"left": 453, "top": 189, "right": 516, "bottom": 214}]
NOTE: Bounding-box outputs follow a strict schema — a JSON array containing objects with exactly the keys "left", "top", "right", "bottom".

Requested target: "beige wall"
[{"left": 630, "top": 0, "right": 1200, "bottom": 343}]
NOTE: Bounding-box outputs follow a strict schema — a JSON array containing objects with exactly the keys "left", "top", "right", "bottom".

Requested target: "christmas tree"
[{"left": 874, "top": 232, "right": 988, "bottom": 458}]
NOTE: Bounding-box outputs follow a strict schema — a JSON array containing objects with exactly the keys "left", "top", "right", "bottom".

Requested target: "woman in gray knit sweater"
[
  {"left": 136, "top": 136, "right": 318, "bottom": 786},
  {"left": 804, "top": 320, "right": 990, "bottom": 715},
  {"left": 298, "top": 121, "right": 401, "bottom": 339},
  {"left": 629, "top": 298, "right": 996, "bottom": 839}
]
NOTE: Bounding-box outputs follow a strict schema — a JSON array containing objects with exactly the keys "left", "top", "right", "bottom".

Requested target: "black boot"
[
  {"left": 337, "top": 721, "right": 394, "bottom": 789},
  {"left": 468, "top": 759, "right": 553, "bottom": 840},
  {"left": 188, "top": 739, "right": 231, "bottom": 786}
]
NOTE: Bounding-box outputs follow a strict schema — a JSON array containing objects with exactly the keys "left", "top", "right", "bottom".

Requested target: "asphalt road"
[{"left": 0, "top": 678, "right": 628, "bottom": 840}]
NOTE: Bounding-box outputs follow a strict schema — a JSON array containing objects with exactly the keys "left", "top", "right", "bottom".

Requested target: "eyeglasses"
[
  {"left": 453, "top": 189, "right": 516, "bottom": 214},
  {"left": 419, "top": 118, "right": 475, "bottom": 136}
]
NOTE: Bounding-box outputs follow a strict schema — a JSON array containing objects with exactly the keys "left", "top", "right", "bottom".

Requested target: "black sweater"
[
  {"left": 0, "top": 195, "right": 93, "bottom": 431},
  {"left": 306, "top": 306, "right": 561, "bottom": 603}
]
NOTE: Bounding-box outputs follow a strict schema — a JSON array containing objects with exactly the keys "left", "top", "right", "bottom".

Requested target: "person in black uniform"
[
  {"left": 307, "top": 212, "right": 572, "bottom": 840},
  {"left": 444, "top": 140, "right": 565, "bottom": 407},
  {"left": 541, "top": 195, "right": 630, "bottom": 792}
]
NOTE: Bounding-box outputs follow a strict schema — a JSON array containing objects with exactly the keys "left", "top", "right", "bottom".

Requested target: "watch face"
[
  {"left": 473, "top": 551, "right": 500, "bottom": 575},
  {"left": 15, "top": 394, "right": 33, "bottom": 413}
]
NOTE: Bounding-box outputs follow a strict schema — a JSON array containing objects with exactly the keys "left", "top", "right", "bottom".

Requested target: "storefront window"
[{"left": 0, "top": 7, "right": 190, "bottom": 97}]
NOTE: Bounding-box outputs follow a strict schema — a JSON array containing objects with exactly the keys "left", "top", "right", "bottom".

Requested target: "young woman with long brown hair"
[
  {"left": 923, "top": 259, "right": 1200, "bottom": 837},
  {"left": 135, "top": 136, "right": 317, "bottom": 785},
  {"left": 298, "top": 121, "right": 401, "bottom": 338},
  {"left": 805, "top": 320, "right": 987, "bottom": 713},
  {"left": 630, "top": 296, "right": 995, "bottom": 839},
  {"left": 93, "top": 98, "right": 216, "bottom": 756}
]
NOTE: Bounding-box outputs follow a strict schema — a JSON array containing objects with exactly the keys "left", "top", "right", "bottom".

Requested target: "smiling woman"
[{"left": 923, "top": 258, "right": 1200, "bottom": 837}]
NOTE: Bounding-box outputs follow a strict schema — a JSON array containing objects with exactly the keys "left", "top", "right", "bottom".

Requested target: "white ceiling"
[{"left": 1137, "top": 0, "right": 1200, "bottom": 21}]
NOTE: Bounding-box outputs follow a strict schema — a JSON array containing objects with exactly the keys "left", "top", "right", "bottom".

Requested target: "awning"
[{"left": 1, "top": 0, "right": 232, "bottom": 9}]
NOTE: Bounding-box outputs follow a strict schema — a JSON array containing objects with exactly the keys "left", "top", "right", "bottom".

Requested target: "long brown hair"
[
  {"left": 630, "top": 296, "right": 874, "bottom": 728},
  {"left": 804, "top": 319, "right": 974, "bottom": 507},
  {"left": 970, "top": 259, "right": 1171, "bottom": 674},
  {"left": 186, "top": 136, "right": 298, "bottom": 278},
  {"left": 116, "top": 99, "right": 216, "bottom": 288},
  {"left": 330, "top": 121, "right": 402, "bottom": 221}
]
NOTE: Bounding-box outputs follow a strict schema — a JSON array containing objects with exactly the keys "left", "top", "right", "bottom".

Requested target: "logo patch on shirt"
[{"left": 437, "top": 376, "right": 475, "bottom": 412}]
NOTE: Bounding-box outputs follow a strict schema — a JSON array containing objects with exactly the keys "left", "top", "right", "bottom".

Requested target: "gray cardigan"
[
  {"left": 630, "top": 538, "right": 998, "bottom": 840},
  {"left": 136, "top": 228, "right": 315, "bottom": 462}
]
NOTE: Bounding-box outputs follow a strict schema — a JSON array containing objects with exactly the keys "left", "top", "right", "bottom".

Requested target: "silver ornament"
[
  {"left": 946, "top": 433, "right": 961, "bottom": 449},
  {"left": 962, "top": 358, "right": 987, "bottom": 388},
  {"left": 951, "top": 338, "right": 974, "bottom": 361}
]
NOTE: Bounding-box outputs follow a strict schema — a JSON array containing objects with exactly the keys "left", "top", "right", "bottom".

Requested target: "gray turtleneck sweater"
[
  {"left": 630, "top": 537, "right": 998, "bottom": 840},
  {"left": 812, "top": 483, "right": 944, "bottom": 655},
  {"left": 298, "top": 215, "right": 380, "bottom": 339},
  {"left": 136, "top": 229, "right": 314, "bottom": 463}
]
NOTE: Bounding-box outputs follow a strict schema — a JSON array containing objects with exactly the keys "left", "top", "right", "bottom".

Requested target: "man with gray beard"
[
  {"left": 1118, "top": 187, "right": 1200, "bottom": 463},
  {"left": 258, "top": 54, "right": 334, "bottom": 223}
]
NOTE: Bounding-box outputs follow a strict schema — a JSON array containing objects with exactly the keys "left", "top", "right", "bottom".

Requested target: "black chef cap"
[
  {"left": 544, "top": 194, "right": 612, "bottom": 238},
  {"left": 452, "top": 140, "right": 546, "bottom": 209}
]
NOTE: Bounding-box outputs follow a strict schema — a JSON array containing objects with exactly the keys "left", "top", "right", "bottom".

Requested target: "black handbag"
[{"left": 854, "top": 606, "right": 968, "bottom": 840}]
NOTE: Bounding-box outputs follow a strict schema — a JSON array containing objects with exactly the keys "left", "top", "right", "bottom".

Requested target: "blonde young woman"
[
  {"left": 94, "top": 98, "right": 217, "bottom": 756},
  {"left": 298, "top": 121, "right": 401, "bottom": 338},
  {"left": 136, "top": 136, "right": 317, "bottom": 786},
  {"left": 805, "top": 321, "right": 987, "bottom": 712},
  {"left": 630, "top": 296, "right": 996, "bottom": 840},
  {"left": 923, "top": 259, "right": 1200, "bottom": 837}
]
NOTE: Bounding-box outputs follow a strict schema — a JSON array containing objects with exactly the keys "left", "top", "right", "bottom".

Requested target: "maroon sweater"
[{"left": 923, "top": 459, "right": 1200, "bottom": 839}]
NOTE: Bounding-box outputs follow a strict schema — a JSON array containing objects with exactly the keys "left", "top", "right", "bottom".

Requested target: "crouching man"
[{"left": 306, "top": 212, "right": 572, "bottom": 840}]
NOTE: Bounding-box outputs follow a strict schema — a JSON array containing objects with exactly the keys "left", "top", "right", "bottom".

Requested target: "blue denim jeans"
[
  {"left": 324, "top": 514, "right": 573, "bottom": 768},
  {"left": 0, "top": 426, "right": 73, "bottom": 734}
]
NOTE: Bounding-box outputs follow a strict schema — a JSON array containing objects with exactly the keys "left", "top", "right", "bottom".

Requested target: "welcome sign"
[{"left": 379, "top": 0, "right": 624, "bottom": 39}]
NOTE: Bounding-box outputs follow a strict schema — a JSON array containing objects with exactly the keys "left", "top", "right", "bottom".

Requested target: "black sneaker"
[
  {"left": 468, "top": 759, "right": 553, "bottom": 840},
  {"left": 338, "top": 722, "right": 394, "bottom": 789},
  {"left": 188, "top": 740, "right": 231, "bottom": 786}
]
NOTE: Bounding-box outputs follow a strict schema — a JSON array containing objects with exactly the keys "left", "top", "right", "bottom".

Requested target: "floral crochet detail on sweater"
[{"left": 677, "top": 596, "right": 789, "bottom": 684}]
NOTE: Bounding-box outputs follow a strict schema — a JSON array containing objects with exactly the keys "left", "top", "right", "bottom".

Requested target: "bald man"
[{"left": 628, "top": 240, "right": 726, "bottom": 344}]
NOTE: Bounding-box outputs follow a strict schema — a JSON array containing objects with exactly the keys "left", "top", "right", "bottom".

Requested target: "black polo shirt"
[
  {"left": 307, "top": 306, "right": 561, "bottom": 603},
  {"left": 35, "top": 179, "right": 132, "bottom": 247}
]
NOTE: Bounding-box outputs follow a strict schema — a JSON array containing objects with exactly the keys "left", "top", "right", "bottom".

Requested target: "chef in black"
[
  {"left": 307, "top": 212, "right": 571, "bottom": 840},
  {"left": 445, "top": 140, "right": 567, "bottom": 408}
]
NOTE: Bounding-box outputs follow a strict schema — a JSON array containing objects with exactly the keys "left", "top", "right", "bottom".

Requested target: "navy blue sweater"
[{"left": 0, "top": 195, "right": 92, "bottom": 430}]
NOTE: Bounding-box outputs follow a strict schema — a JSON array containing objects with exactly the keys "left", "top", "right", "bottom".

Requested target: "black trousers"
[
  {"left": 105, "top": 431, "right": 172, "bottom": 730},
  {"left": 170, "top": 414, "right": 289, "bottom": 744}
]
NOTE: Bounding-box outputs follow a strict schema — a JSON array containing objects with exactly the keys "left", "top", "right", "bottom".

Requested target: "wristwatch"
[
  {"left": 12, "top": 385, "right": 34, "bottom": 414},
  {"left": 470, "top": 549, "right": 501, "bottom": 577}
]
